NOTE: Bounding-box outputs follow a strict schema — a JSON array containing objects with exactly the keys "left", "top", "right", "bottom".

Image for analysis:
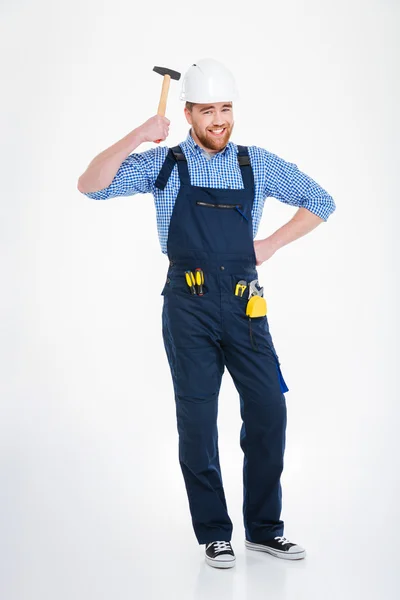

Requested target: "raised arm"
[{"left": 77, "top": 115, "right": 170, "bottom": 196}]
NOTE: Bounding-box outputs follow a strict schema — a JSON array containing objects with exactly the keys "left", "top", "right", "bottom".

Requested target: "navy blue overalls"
[{"left": 155, "top": 143, "right": 289, "bottom": 545}]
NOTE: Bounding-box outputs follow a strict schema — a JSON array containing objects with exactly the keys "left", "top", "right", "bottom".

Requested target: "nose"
[{"left": 212, "top": 114, "right": 226, "bottom": 125}]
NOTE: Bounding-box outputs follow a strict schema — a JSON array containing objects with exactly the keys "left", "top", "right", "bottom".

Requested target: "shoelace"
[
  {"left": 274, "top": 536, "right": 291, "bottom": 545},
  {"left": 207, "top": 541, "right": 231, "bottom": 552}
]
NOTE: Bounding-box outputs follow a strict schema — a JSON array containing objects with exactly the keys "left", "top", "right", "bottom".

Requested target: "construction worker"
[{"left": 77, "top": 58, "right": 336, "bottom": 569}]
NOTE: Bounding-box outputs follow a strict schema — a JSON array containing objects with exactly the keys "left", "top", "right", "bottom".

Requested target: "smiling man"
[
  {"left": 186, "top": 101, "right": 234, "bottom": 152},
  {"left": 78, "top": 57, "right": 336, "bottom": 570}
]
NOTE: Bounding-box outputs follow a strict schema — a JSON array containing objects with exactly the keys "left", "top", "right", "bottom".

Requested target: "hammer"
[{"left": 153, "top": 65, "right": 181, "bottom": 143}]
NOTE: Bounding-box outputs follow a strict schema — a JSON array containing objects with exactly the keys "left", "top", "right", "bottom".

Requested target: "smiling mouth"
[{"left": 208, "top": 128, "right": 226, "bottom": 137}]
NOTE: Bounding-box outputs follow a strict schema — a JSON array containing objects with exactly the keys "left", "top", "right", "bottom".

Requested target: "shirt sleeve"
[
  {"left": 81, "top": 147, "right": 160, "bottom": 200},
  {"left": 261, "top": 148, "right": 336, "bottom": 221}
]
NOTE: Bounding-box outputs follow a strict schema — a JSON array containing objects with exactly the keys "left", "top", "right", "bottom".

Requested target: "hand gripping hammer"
[{"left": 153, "top": 65, "right": 181, "bottom": 143}]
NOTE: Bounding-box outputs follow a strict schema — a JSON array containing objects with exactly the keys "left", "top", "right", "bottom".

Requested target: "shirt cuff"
[{"left": 302, "top": 196, "right": 336, "bottom": 221}]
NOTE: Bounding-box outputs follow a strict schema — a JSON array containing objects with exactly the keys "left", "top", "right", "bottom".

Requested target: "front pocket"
[
  {"left": 161, "top": 276, "right": 209, "bottom": 297},
  {"left": 196, "top": 201, "right": 249, "bottom": 221}
]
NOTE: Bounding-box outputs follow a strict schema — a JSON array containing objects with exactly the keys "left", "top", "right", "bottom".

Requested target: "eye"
[{"left": 203, "top": 108, "right": 230, "bottom": 115}]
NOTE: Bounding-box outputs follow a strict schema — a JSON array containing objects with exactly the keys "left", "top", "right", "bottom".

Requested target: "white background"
[{"left": 1, "top": 1, "right": 399, "bottom": 598}]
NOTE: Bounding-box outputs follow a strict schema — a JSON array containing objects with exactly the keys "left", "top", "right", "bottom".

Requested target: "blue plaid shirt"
[{"left": 83, "top": 129, "right": 336, "bottom": 254}]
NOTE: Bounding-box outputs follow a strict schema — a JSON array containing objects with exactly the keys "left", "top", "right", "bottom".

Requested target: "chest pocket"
[{"left": 196, "top": 201, "right": 249, "bottom": 221}]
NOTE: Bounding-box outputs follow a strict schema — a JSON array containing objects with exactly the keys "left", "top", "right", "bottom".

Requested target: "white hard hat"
[{"left": 179, "top": 58, "right": 239, "bottom": 103}]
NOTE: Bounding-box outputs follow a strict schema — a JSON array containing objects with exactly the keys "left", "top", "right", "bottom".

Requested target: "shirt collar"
[{"left": 181, "top": 128, "right": 235, "bottom": 159}]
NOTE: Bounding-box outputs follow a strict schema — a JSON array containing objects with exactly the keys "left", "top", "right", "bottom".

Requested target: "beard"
[{"left": 191, "top": 122, "right": 234, "bottom": 152}]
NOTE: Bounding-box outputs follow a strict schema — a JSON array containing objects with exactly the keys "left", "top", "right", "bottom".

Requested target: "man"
[{"left": 78, "top": 58, "right": 336, "bottom": 569}]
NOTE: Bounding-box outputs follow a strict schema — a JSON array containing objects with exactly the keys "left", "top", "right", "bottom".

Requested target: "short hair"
[{"left": 185, "top": 101, "right": 233, "bottom": 112}]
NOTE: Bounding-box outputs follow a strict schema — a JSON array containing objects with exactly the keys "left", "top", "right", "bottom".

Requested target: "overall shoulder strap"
[
  {"left": 236, "top": 144, "right": 251, "bottom": 165},
  {"left": 236, "top": 145, "right": 254, "bottom": 191},
  {"left": 154, "top": 145, "right": 189, "bottom": 190}
]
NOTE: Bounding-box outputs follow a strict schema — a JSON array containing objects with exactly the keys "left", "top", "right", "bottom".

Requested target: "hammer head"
[{"left": 153, "top": 66, "right": 181, "bottom": 81}]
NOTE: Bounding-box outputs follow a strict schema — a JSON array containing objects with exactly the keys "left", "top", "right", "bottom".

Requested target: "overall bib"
[{"left": 156, "top": 144, "right": 289, "bottom": 545}]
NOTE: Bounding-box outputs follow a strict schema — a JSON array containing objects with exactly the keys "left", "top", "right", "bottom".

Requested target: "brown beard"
[{"left": 191, "top": 122, "right": 233, "bottom": 152}]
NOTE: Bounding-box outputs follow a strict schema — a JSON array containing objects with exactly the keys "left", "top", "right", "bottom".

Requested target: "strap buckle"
[
  {"left": 237, "top": 155, "right": 250, "bottom": 166},
  {"left": 171, "top": 150, "right": 186, "bottom": 161}
]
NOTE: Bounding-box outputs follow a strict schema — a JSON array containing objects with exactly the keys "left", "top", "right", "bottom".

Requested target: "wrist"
[
  {"left": 121, "top": 127, "right": 147, "bottom": 153},
  {"left": 264, "top": 235, "right": 282, "bottom": 253},
  {"left": 131, "top": 126, "right": 147, "bottom": 146}
]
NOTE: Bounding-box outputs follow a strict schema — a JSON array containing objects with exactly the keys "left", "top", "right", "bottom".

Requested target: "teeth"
[{"left": 210, "top": 129, "right": 224, "bottom": 134}]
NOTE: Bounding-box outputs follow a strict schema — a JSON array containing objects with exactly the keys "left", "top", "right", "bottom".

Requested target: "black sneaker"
[
  {"left": 245, "top": 536, "right": 306, "bottom": 560},
  {"left": 205, "top": 541, "right": 236, "bottom": 569}
]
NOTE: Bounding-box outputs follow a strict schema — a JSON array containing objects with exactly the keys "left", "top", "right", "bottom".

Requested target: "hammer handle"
[{"left": 154, "top": 74, "right": 171, "bottom": 143}]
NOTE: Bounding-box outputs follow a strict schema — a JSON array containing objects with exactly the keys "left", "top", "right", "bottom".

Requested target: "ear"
[{"left": 184, "top": 108, "right": 193, "bottom": 125}]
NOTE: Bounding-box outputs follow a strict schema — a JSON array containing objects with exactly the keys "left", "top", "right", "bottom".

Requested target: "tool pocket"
[
  {"left": 272, "top": 352, "right": 289, "bottom": 394},
  {"left": 264, "top": 331, "right": 289, "bottom": 394},
  {"left": 161, "top": 274, "right": 208, "bottom": 296},
  {"left": 246, "top": 308, "right": 289, "bottom": 394}
]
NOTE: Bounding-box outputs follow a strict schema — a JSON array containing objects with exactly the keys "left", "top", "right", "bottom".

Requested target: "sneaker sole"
[
  {"left": 205, "top": 555, "right": 236, "bottom": 569},
  {"left": 245, "top": 540, "right": 306, "bottom": 560}
]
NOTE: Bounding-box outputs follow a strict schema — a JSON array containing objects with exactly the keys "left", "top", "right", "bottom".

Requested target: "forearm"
[
  {"left": 268, "top": 207, "right": 324, "bottom": 251},
  {"left": 77, "top": 127, "right": 145, "bottom": 194}
]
